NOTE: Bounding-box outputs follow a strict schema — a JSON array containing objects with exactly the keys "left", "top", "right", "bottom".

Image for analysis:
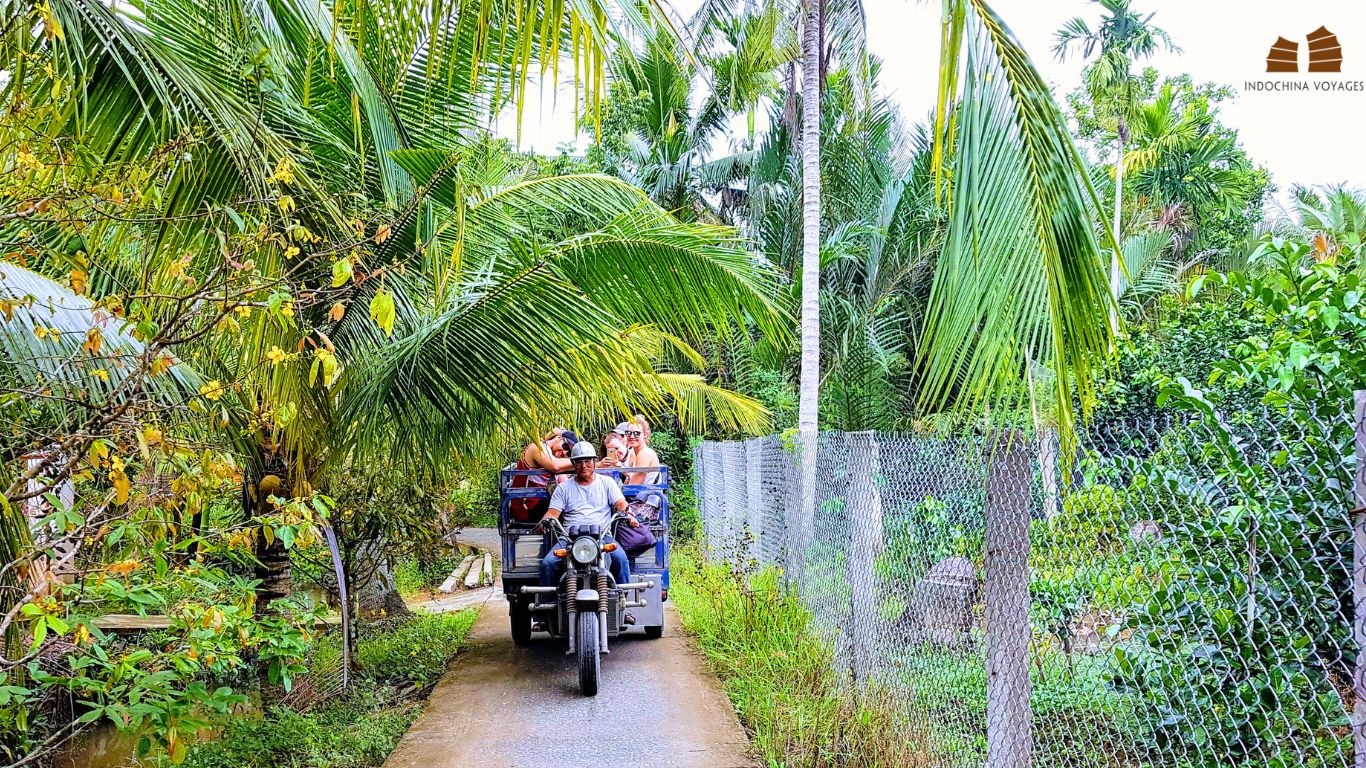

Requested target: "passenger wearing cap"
[
  {"left": 599, "top": 429, "right": 629, "bottom": 468},
  {"left": 507, "top": 429, "right": 579, "bottom": 523},
  {"left": 538, "top": 440, "right": 639, "bottom": 590}
]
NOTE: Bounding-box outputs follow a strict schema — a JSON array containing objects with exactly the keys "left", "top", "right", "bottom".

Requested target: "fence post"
[
  {"left": 984, "top": 429, "right": 1032, "bottom": 768},
  {"left": 747, "top": 439, "right": 765, "bottom": 568},
  {"left": 701, "top": 443, "right": 721, "bottom": 557},
  {"left": 794, "top": 433, "right": 817, "bottom": 583},
  {"left": 846, "top": 431, "right": 885, "bottom": 686},
  {"left": 723, "top": 443, "right": 747, "bottom": 564},
  {"left": 1353, "top": 390, "right": 1366, "bottom": 768}
]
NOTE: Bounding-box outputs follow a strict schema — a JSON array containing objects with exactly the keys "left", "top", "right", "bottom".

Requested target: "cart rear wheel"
[
  {"left": 510, "top": 600, "right": 531, "bottom": 646},
  {"left": 577, "top": 611, "right": 600, "bottom": 696}
]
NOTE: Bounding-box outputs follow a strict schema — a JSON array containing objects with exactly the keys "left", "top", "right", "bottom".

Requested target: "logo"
[
  {"left": 1248, "top": 25, "right": 1360, "bottom": 93},
  {"left": 1265, "top": 26, "right": 1342, "bottom": 73}
]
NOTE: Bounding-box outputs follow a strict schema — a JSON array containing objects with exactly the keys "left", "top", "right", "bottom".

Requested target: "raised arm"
[{"left": 524, "top": 440, "right": 572, "bottom": 473}]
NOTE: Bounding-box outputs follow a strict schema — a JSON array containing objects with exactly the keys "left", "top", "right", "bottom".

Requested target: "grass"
[
  {"left": 177, "top": 609, "right": 477, "bottom": 768},
  {"left": 671, "top": 550, "right": 932, "bottom": 768},
  {"left": 392, "top": 555, "right": 466, "bottom": 599}
]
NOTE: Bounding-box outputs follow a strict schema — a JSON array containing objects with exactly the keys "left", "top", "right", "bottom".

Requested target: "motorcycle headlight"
[{"left": 570, "top": 536, "right": 599, "bottom": 564}]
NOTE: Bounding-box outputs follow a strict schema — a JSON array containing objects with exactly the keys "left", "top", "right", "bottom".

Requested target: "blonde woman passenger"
[{"left": 623, "top": 414, "right": 661, "bottom": 485}]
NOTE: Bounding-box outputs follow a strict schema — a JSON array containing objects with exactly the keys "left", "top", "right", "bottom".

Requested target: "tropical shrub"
[
  {"left": 354, "top": 611, "right": 479, "bottom": 688},
  {"left": 1110, "top": 234, "right": 1359, "bottom": 767}
]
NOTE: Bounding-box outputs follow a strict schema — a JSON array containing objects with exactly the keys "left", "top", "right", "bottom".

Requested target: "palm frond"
[{"left": 922, "top": 0, "right": 1115, "bottom": 439}]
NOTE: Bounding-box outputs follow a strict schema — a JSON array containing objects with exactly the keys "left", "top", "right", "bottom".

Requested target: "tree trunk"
[
  {"left": 782, "top": 63, "right": 798, "bottom": 137},
  {"left": 248, "top": 471, "right": 293, "bottom": 610},
  {"left": 795, "top": 0, "right": 822, "bottom": 574},
  {"left": 353, "top": 539, "right": 411, "bottom": 621},
  {"left": 253, "top": 537, "right": 294, "bottom": 607}
]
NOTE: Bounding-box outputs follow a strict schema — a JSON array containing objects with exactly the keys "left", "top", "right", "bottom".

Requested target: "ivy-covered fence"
[{"left": 695, "top": 401, "right": 1361, "bottom": 768}]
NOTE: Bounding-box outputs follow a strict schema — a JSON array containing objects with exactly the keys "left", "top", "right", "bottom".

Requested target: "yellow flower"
[
  {"left": 266, "top": 346, "right": 288, "bottom": 365},
  {"left": 199, "top": 380, "right": 225, "bottom": 401},
  {"left": 234, "top": 304, "right": 252, "bottom": 318},
  {"left": 270, "top": 158, "right": 296, "bottom": 185},
  {"left": 276, "top": 195, "right": 296, "bottom": 214}
]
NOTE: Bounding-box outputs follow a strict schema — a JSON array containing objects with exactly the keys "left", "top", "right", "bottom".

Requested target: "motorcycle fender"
[
  {"left": 632, "top": 579, "right": 665, "bottom": 628},
  {"left": 576, "top": 589, "right": 599, "bottom": 604}
]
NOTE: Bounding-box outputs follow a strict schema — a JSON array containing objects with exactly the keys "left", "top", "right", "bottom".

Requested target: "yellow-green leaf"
[
  {"left": 369, "top": 289, "right": 396, "bottom": 337},
  {"left": 331, "top": 259, "right": 353, "bottom": 288}
]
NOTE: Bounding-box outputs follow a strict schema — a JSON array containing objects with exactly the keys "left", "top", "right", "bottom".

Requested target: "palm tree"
[
  {"left": 1054, "top": 0, "right": 1178, "bottom": 326},
  {"left": 596, "top": 26, "right": 732, "bottom": 219},
  {"left": 795, "top": 0, "right": 824, "bottom": 550},
  {"left": 5, "top": 0, "right": 787, "bottom": 609},
  {"left": 694, "top": 0, "right": 796, "bottom": 142},
  {"left": 1105, "top": 78, "right": 1267, "bottom": 266},
  {"left": 1271, "top": 185, "right": 1366, "bottom": 264}
]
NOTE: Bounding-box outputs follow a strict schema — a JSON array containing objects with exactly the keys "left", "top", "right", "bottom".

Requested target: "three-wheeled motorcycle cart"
[{"left": 497, "top": 466, "right": 670, "bottom": 694}]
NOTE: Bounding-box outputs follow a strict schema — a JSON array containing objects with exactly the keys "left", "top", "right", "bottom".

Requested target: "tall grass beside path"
[{"left": 672, "top": 550, "right": 930, "bottom": 768}]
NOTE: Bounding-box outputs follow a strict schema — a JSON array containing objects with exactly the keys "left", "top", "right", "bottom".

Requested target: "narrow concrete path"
[{"left": 385, "top": 531, "right": 753, "bottom": 768}]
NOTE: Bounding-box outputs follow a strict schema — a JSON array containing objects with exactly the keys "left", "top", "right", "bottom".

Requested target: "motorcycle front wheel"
[{"left": 577, "top": 611, "right": 600, "bottom": 696}]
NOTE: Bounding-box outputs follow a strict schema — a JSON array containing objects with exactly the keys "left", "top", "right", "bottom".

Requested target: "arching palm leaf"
[{"left": 921, "top": 0, "right": 1115, "bottom": 442}]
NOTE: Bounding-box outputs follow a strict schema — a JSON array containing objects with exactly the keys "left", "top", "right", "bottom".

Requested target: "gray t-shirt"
[{"left": 549, "top": 475, "right": 624, "bottom": 530}]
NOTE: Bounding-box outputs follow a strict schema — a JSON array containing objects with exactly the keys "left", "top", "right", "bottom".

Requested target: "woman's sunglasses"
[{"left": 624, "top": 430, "right": 643, "bottom": 437}]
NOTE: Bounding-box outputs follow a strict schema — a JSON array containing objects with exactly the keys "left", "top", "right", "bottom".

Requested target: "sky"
[{"left": 498, "top": 0, "right": 1366, "bottom": 212}]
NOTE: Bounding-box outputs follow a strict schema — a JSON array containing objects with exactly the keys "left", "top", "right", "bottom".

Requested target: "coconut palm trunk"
[{"left": 796, "top": 0, "right": 822, "bottom": 560}]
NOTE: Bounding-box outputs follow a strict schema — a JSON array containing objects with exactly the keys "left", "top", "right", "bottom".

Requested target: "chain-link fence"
[{"left": 696, "top": 401, "right": 1363, "bottom": 768}]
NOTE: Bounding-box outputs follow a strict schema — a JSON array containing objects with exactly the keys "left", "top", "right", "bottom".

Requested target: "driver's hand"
[{"left": 627, "top": 515, "right": 640, "bottom": 528}]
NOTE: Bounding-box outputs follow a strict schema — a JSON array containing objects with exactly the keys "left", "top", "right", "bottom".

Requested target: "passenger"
[
  {"left": 538, "top": 441, "right": 640, "bottom": 590},
  {"left": 623, "top": 414, "right": 661, "bottom": 486},
  {"left": 508, "top": 429, "right": 578, "bottom": 523},
  {"left": 599, "top": 430, "right": 629, "bottom": 468}
]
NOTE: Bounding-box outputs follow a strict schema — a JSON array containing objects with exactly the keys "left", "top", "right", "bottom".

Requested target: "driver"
[{"left": 538, "top": 441, "right": 640, "bottom": 590}]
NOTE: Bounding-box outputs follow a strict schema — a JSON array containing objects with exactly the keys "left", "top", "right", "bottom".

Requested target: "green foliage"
[
  {"left": 180, "top": 610, "right": 476, "bottom": 768},
  {"left": 672, "top": 551, "right": 930, "bottom": 768},
  {"left": 666, "top": 480, "right": 702, "bottom": 545},
  {"left": 1092, "top": 295, "right": 1265, "bottom": 423},
  {"left": 355, "top": 611, "right": 478, "bottom": 688},
  {"left": 901, "top": 647, "right": 1140, "bottom": 768},
  {"left": 742, "top": 367, "right": 799, "bottom": 432},
  {"left": 391, "top": 555, "right": 464, "bottom": 598},
  {"left": 446, "top": 475, "right": 499, "bottom": 529},
  {"left": 1105, "top": 234, "right": 1360, "bottom": 766},
  {"left": 178, "top": 689, "right": 422, "bottom": 768},
  {"left": 875, "top": 496, "right": 978, "bottom": 593},
  {"left": 1067, "top": 70, "right": 1271, "bottom": 259}
]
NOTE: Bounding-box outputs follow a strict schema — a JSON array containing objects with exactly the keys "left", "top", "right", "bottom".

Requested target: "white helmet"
[{"left": 569, "top": 441, "right": 598, "bottom": 461}]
